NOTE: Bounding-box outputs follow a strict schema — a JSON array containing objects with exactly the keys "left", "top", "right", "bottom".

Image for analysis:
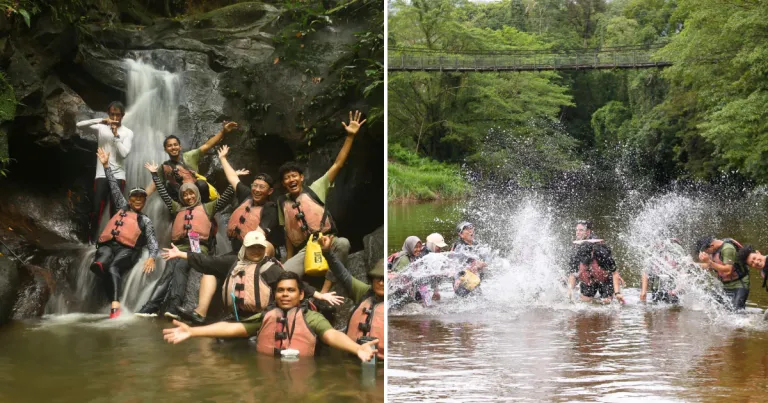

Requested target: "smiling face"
[
  {"left": 371, "top": 276, "right": 384, "bottom": 297},
  {"left": 251, "top": 179, "right": 273, "bottom": 204},
  {"left": 128, "top": 195, "right": 146, "bottom": 211},
  {"left": 245, "top": 244, "right": 266, "bottom": 261},
  {"left": 413, "top": 241, "right": 423, "bottom": 257},
  {"left": 275, "top": 279, "right": 304, "bottom": 309},
  {"left": 182, "top": 189, "right": 197, "bottom": 206},
  {"left": 282, "top": 170, "right": 304, "bottom": 197},
  {"left": 575, "top": 224, "right": 590, "bottom": 241},
  {"left": 164, "top": 138, "right": 182, "bottom": 159},
  {"left": 746, "top": 252, "right": 766, "bottom": 270}
]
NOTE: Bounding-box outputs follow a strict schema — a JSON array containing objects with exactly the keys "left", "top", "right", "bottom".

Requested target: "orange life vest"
[
  {"left": 227, "top": 199, "right": 262, "bottom": 241},
  {"left": 98, "top": 210, "right": 142, "bottom": 248},
  {"left": 222, "top": 259, "right": 275, "bottom": 314},
  {"left": 171, "top": 204, "right": 211, "bottom": 242},
  {"left": 163, "top": 161, "right": 196, "bottom": 187},
  {"left": 346, "top": 296, "right": 384, "bottom": 360},
  {"left": 282, "top": 190, "right": 334, "bottom": 248},
  {"left": 577, "top": 252, "right": 610, "bottom": 286},
  {"left": 256, "top": 307, "right": 317, "bottom": 357},
  {"left": 712, "top": 239, "right": 746, "bottom": 282}
]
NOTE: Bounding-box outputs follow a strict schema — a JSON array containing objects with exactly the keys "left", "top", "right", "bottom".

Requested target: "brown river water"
[{"left": 387, "top": 189, "right": 768, "bottom": 402}]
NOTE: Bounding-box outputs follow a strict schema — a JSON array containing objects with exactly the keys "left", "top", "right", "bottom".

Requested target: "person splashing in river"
[
  {"left": 697, "top": 236, "right": 750, "bottom": 311},
  {"left": 90, "top": 148, "right": 158, "bottom": 319},
  {"left": 162, "top": 271, "right": 379, "bottom": 362},
  {"left": 567, "top": 220, "right": 625, "bottom": 304}
]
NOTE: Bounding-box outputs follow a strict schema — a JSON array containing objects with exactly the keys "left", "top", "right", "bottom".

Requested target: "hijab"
[{"left": 179, "top": 182, "right": 202, "bottom": 208}]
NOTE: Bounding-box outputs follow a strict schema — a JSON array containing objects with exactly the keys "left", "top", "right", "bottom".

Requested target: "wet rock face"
[
  {"left": 12, "top": 264, "right": 55, "bottom": 319},
  {"left": 0, "top": 257, "right": 20, "bottom": 326}
]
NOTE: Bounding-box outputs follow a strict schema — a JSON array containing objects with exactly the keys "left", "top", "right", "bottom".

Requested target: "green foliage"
[{"left": 388, "top": 144, "right": 469, "bottom": 201}]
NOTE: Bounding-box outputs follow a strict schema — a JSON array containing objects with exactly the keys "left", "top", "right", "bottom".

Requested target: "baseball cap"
[
  {"left": 128, "top": 187, "right": 148, "bottom": 197},
  {"left": 243, "top": 230, "right": 269, "bottom": 248},
  {"left": 456, "top": 222, "right": 473, "bottom": 234},
  {"left": 426, "top": 233, "right": 448, "bottom": 248}
]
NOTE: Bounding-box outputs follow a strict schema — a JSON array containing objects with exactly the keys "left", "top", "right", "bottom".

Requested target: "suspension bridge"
[{"left": 388, "top": 45, "right": 672, "bottom": 72}]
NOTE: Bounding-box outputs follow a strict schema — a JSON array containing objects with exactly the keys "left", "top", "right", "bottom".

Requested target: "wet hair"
[
  {"left": 163, "top": 135, "right": 181, "bottom": 148},
  {"left": 107, "top": 101, "right": 126, "bottom": 115},
  {"left": 738, "top": 245, "right": 757, "bottom": 267},
  {"left": 253, "top": 173, "right": 275, "bottom": 188},
  {"left": 275, "top": 271, "right": 301, "bottom": 286},
  {"left": 696, "top": 236, "right": 716, "bottom": 252},
  {"left": 576, "top": 220, "right": 592, "bottom": 230},
  {"left": 278, "top": 162, "right": 304, "bottom": 180}
]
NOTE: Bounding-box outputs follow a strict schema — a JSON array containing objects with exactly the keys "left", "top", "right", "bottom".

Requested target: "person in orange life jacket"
[
  {"left": 697, "top": 236, "right": 750, "bottom": 310},
  {"left": 216, "top": 145, "right": 282, "bottom": 253},
  {"left": 162, "top": 271, "right": 379, "bottom": 362},
  {"left": 319, "top": 235, "right": 384, "bottom": 360},
  {"left": 567, "top": 220, "right": 625, "bottom": 304},
  {"left": 157, "top": 230, "right": 344, "bottom": 325},
  {"left": 90, "top": 148, "right": 159, "bottom": 319},
  {"left": 144, "top": 121, "right": 238, "bottom": 203},
  {"left": 451, "top": 222, "right": 488, "bottom": 279},
  {"left": 135, "top": 161, "right": 235, "bottom": 318},
  {"left": 279, "top": 110, "right": 366, "bottom": 293},
  {"left": 76, "top": 101, "right": 133, "bottom": 244}
]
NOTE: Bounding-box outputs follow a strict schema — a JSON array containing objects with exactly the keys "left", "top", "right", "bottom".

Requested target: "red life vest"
[
  {"left": 712, "top": 239, "right": 746, "bottom": 282},
  {"left": 163, "top": 161, "right": 196, "bottom": 187},
  {"left": 227, "top": 199, "right": 262, "bottom": 241},
  {"left": 577, "top": 252, "right": 610, "bottom": 286},
  {"left": 282, "top": 190, "right": 334, "bottom": 248},
  {"left": 256, "top": 307, "right": 317, "bottom": 357},
  {"left": 222, "top": 259, "right": 275, "bottom": 314},
  {"left": 171, "top": 205, "right": 211, "bottom": 242},
  {"left": 346, "top": 296, "right": 384, "bottom": 360},
  {"left": 98, "top": 210, "right": 142, "bottom": 248}
]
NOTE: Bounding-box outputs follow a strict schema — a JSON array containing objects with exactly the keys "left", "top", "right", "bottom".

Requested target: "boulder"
[
  {"left": 12, "top": 264, "right": 55, "bottom": 319},
  {"left": 0, "top": 256, "right": 20, "bottom": 326}
]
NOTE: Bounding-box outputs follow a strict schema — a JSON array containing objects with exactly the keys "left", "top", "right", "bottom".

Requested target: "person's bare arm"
[
  {"left": 217, "top": 145, "right": 242, "bottom": 188},
  {"left": 320, "top": 329, "right": 377, "bottom": 362},
  {"left": 162, "top": 320, "right": 248, "bottom": 344},
  {"left": 640, "top": 272, "right": 649, "bottom": 302},
  {"left": 145, "top": 180, "right": 156, "bottom": 197},
  {"left": 199, "top": 121, "right": 238, "bottom": 153},
  {"left": 326, "top": 111, "right": 366, "bottom": 183}
]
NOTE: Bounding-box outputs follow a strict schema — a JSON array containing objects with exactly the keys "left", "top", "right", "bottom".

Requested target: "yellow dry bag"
[
  {"left": 457, "top": 270, "right": 480, "bottom": 291},
  {"left": 304, "top": 233, "right": 329, "bottom": 276},
  {"left": 194, "top": 173, "right": 219, "bottom": 201}
]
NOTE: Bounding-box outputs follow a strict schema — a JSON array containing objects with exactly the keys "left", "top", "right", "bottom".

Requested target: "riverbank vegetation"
[
  {"left": 389, "top": 0, "right": 768, "bottom": 200},
  {"left": 388, "top": 144, "right": 469, "bottom": 202}
]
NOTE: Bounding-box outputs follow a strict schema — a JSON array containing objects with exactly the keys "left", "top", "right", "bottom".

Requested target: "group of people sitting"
[{"left": 79, "top": 104, "right": 381, "bottom": 362}]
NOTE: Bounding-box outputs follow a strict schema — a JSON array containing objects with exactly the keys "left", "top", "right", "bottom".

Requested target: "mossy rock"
[
  {"left": 0, "top": 73, "right": 15, "bottom": 124},
  {"left": 185, "top": 2, "right": 277, "bottom": 30}
]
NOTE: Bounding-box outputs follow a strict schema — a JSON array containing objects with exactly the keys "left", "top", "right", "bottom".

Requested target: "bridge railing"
[{"left": 389, "top": 46, "right": 668, "bottom": 71}]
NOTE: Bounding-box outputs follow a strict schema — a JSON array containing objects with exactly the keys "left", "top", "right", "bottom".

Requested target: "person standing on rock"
[
  {"left": 77, "top": 101, "right": 134, "bottom": 244},
  {"left": 278, "top": 110, "right": 366, "bottom": 294},
  {"left": 217, "top": 145, "right": 283, "bottom": 254},
  {"left": 145, "top": 121, "right": 238, "bottom": 203},
  {"left": 90, "top": 148, "right": 158, "bottom": 319},
  {"left": 135, "top": 161, "right": 234, "bottom": 318}
]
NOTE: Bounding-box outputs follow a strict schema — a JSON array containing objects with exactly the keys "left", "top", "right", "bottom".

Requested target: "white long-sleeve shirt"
[{"left": 76, "top": 118, "right": 134, "bottom": 180}]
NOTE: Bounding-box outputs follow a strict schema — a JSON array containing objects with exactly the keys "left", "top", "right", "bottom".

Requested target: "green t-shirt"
[
  {"left": 719, "top": 243, "right": 750, "bottom": 289},
  {"left": 278, "top": 172, "right": 333, "bottom": 226},
  {"left": 241, "top": 309, "right": 332, "bottom": 340},
  {"left": 158, "top": 148, "right": 203, "bottom": 183},
  {"left": 350, "top": 277, "right": 373, "bottom": 304}
]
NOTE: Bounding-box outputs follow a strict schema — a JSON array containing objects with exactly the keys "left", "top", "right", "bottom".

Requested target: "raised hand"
[
  {"left": 318, "top": 292, "right": 344, "bottom": 306},
  {"left": 357, "top": 339, "right": 378, "bottom": 362},
  {"left": 342, "top": 110, "right": 366, "bottom": 136},
  {"left": 144, "top": 161, "right": 159, "bottom": 173},
  {"left": 318, "top": 234, "right": 332, "bottom": 251},
  {"left": 143, "top": 257, "right": 156, "bottom": 274},
  {"left": 223, "top": 121, "right": 239, "bottom": 134},
  {"left": 97, "top": 147, "right": 110, "bottom": 168},
  {"left": 217, "top": 145, "right": 229, "bottom": 159},
  {"left": 235, "top": 169, "right": 250, "bottom": 176},
  {"left": 162, "top": 320, "right": 192, "bottom": 344}
]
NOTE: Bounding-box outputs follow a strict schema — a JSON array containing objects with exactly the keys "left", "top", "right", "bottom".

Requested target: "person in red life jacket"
[
  {"left": 216, "top": 145, "right": 283, "bottom": 254},
  {"left": 162, "top": 271, "right": 378, "bottom": 362},
  {"left": 134, "top": 161, "right": 235, "bottom": 318},
  {"left": 567, "top": 220, "right": 625, "bottom": 304},
  {"left": 319, "top": 235, "right": 384, "bottom": 360},
  {"left": 144, "top": 121, "right": 238, "bottom": 203},
  {"left": 157, "top": 230, "right": 344, "bottom": 325},
  {"left": 278, "top": 110, "right": 366, "bottom": 293},
  {"left": 76, "top": 101, "right": 134, "bottom": 244},
  {"left": 90, "top": 148, "right": 159, "bottom": 319},
  {"left": 697, "top": 236, "right": 750, "bottom": 310}
]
